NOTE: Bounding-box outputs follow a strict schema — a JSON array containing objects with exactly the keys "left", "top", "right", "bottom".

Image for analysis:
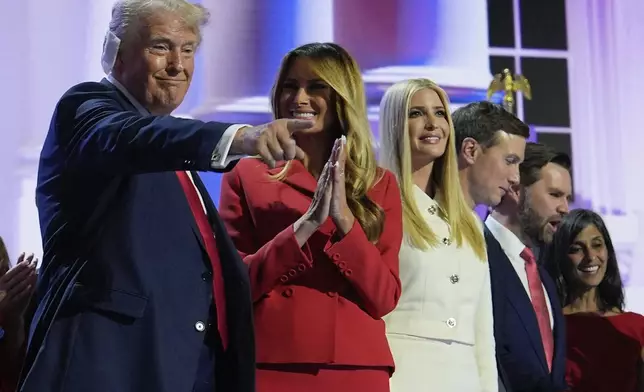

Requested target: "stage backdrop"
[{"left": 0, "top": 0, "right": 642, "bottom": 311}]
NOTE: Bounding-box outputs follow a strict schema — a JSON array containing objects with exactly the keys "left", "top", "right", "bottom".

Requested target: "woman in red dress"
[
  {"left": 543, "top": 209, "right": 644, "bottom": 392},
  {"left": 0, "top": 237, "right": 37, "bottom": 392},
  {"left": 219, "top": 43, "right": 403, "bottom": 392}
]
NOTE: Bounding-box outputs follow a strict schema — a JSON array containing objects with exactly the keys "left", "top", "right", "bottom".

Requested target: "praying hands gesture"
[
  {"left": 293, "top": 136, "right": 355, "bottom": 246},
  {"left": 0, "top": 253, "right": 37, "bottom": 320}
]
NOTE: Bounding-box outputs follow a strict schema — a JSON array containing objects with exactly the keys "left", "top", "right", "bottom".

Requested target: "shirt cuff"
[{"left": 210, "top": 124, "right": 250, "bottom": 169}]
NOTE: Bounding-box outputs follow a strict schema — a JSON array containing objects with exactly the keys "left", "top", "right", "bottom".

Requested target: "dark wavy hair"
[
  {"left": 542, "top": 209, "right": 624, "bottom": 312},
  {"left": 0, "top": 236, "right": 9, "bottom": 275}
]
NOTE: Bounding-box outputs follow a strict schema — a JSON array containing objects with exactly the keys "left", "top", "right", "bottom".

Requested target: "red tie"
[
  {"left": 175, "top": 171, "right": 228, "bottom": 350},
  {"left": 521, "top": 247, "right": 553, "bottom": 371}
]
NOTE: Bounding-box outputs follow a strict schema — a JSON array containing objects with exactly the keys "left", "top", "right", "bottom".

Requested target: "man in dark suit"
[
  {"left": 456, "top": 104, "right": 571, "bottom": 392},
  {"left": 483, "top": 143, "right": 571, "bottom": 392},
  {"left": 18, "top": 1, "right": 312, "bottom": 391},
  {"left": 454, "top": 102, "right": 530, "bottom": 392}
]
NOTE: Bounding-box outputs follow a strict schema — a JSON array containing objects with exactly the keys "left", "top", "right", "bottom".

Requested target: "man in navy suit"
[
  {"left": 483, "top": 142, "right": 571, "bottom": 392},
  {"left": 456, "top": 104, "right": 571, "bottom": 392},
  {"left": 18, "top": 1, "right": 312, "bottom": 391},
  {"left": 454, "top": 102, "right": 529, "bottom": 391}
]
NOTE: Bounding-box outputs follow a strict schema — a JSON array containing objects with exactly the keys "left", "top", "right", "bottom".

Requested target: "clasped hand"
[
  {"left": 304, "top": 136, "right": 354, "bottom": 235},
  {"left": 0, "top": 253, "right": 37, "bottom": 319}
]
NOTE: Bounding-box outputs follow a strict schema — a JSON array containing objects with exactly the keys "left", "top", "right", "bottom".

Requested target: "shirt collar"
[
  {"left": 485, "top": 214, "right": 527, "bottom": 258},
  {"left": 106, "top": 74, "right": 149, "bottom": 115}
]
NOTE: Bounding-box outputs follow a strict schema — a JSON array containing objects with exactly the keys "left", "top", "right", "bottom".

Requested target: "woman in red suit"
[
  {"left": 0, "top": 237, "right": 37, "bottom": 392},
  {"left": 543, "top": 209, "right": 644, "bottom": 392},
  {"left": 219, "top": 42, "right": 403, "bottom": 392}
]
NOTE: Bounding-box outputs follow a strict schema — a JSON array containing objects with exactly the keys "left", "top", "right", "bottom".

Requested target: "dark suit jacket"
[
  {"left": 485, "top": 227, "right": 567, "bottom": 392},
  {"left": 18, "top": 79, "right": 255, "bottom": 392},
  {"left": 219, "top": 158, "right": 402, "bottom": 371}
]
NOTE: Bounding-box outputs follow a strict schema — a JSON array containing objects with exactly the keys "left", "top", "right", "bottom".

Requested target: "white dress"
[{"left": 384, "top": 187, "right": 497, "bottom": 392}]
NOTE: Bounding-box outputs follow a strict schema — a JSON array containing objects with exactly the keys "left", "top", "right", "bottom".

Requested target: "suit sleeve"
[
  {"left": 553, "top": 300, "right": 569, "bottom": 392},
  {"left": 322, "top": 171, "right": 403, "bottom": 319},
  {"left": 219, "top": 164, "right": 316, "bottom": 303},
  {"left": 475, "top": 264, "right": 499, "bottom": 392},
  {"left": 55, "top": 85, "right": 235, "bottom": 175}
]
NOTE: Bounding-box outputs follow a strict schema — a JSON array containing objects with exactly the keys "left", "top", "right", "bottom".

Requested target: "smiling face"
[
  {"left": 566, "top": 224, "right": 609, "bottom": 288},
  {"left": 407, "top": 88, "right": 449, "bottom": 168},
  {"left": 114, "top": 10, "right": 198, "bottom": 114},
  {"left": 277, "top": 57, "right": 337, "bottom": 134}
]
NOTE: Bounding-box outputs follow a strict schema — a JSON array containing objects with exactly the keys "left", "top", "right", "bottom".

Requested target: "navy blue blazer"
[
  {"left": 18, "top": 79, "right": 255, "bottom": 392},
  {"left": 485, "top": 227, "right": 567, "bottom": 392}
]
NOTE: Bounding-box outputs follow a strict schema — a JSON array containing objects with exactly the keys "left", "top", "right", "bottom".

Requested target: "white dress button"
[
  {"left": 446, "top": 318, "right": 457, "bottom": 328},
  {"left": 195, "top": 321, "right": 206, "bottom": 332}
]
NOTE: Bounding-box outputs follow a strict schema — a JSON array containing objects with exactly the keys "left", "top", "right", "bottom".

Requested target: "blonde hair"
[
  {"left": 109, "top": 0, "right": 210, "bottom": 47},
  {"left": 270, "top": 43, "right": 384, "bottom": 242},
  {"left": 379, "top": 78, "right": 486, "bottom": 260}
]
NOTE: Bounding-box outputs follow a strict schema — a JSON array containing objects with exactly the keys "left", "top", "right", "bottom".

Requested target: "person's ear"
[
  {"left": 460, "top": 137, "right": 480, "bottom": 165},
  {"left": 507, "top": 184, "right": 522, "bottom": 203}
]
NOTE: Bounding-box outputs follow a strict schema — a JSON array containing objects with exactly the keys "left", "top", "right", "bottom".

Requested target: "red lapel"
[
  {"left": 268, "top": 159, "right": 318, "bottom": 196},
  {"left": 271, "top": 160, "right": 338, "bottom": 236}
]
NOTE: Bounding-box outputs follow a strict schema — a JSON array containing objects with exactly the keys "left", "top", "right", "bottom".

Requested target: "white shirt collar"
[
  {"left": 106, "top": 74, "right": 149, "bottom": 115},
  {"left": 485, "top": 214, "right": 527, "bottom": 258}
]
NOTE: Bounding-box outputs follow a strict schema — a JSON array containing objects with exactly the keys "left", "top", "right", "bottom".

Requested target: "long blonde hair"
[
  {"left": 379, "top": 78, "right": 486, "bottom": 260},
  {"left": 270, "top": 43, "right": 384, "bottom": 242}
]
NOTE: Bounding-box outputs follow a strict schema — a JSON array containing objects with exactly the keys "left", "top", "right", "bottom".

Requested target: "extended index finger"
[{"left": 285, "top": 119, "right": 314, "bottom": 134}]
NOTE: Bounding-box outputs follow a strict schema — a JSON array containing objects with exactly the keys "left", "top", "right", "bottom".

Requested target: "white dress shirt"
[
  {"left": 484, "top": 215, "right": 554, "bottom": 328},
  {"left": 106, "top": 75, "right": 247, "bottom": 212}
]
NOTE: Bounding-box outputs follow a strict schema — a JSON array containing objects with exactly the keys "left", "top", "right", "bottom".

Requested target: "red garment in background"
[
  {"left": 565, "top": 312, "right": 644, "bottom": 392},
  {"left": 0, "top": 322, "right": 26, "bottom": 392}
]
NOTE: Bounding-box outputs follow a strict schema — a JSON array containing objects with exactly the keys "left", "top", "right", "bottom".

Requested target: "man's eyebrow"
[{"left": 148, "top": 37, "right": 197, "bottom": 46}]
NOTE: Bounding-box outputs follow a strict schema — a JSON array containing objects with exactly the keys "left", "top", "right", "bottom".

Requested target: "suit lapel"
[
  {"left": 272, "top": 160, "right": 317, "bottom": 197},
  {"left": 171, "top": 171, "right": 208, "bottom": 256},
  {"left": 191, "top": 172, "right": 251, "bottom": 287},
  {"left": 485, "top": 228, "right": 549, "bottom": 372},
  {"left": 190, "top": 172, "right": 218, "bottom": 223}
]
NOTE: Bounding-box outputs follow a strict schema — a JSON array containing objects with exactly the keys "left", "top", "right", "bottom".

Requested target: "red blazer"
[{"left": 219, "top": 158, "right": 403, "bottom": 370}]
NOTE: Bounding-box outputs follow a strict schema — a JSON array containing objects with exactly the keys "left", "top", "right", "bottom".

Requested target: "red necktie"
[
  {"left": 521, "top": 247, "right": 553, "bottom": 371},
  {"left": 176, "top": 171, "right": 228, "bottom": 350}
]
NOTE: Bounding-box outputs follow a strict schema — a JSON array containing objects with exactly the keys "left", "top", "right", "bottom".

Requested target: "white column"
[
  {"left": 193, "top": 0, "right": 256, "bottom": 118},
  {"left": 296, "top": 0, "right": 334, "bottom": 44},
  {"left": 13, "top": 0, "right": 97, "bottom": 261},
  {"left": 566, "top": 0, "right": 644, "bottom": 313},
  {"left": 364, "top": 0, "right": 491, "bottom": 88},
  {"left": 86, "top": 0, "right": 117, "bottom": 82},
  {"left": 566, "top": 0, "right": 644, "bottom": 213},
  {"left": 0, "top": 0, "right": 30, "bottom": 260},
  {"left": 194, "top": 0, "right": 335, "bottom": 120}
]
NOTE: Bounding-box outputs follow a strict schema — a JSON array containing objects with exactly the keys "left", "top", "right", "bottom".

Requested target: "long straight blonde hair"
[
  {"left": 379, "top": 78, "right": 486, "bottom": 260},
  {"left": 270, "top": 43, "right": 385, "bottom": 242}
]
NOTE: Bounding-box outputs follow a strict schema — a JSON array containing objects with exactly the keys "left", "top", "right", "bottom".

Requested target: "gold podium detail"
[{"left": 486, "top": 68, "right": 532, "bottom": 114}]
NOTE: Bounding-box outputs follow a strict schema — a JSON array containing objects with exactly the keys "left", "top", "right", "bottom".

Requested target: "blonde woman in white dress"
[{"left": 379, "top": 78, "right": 497, "bottom": 391}]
